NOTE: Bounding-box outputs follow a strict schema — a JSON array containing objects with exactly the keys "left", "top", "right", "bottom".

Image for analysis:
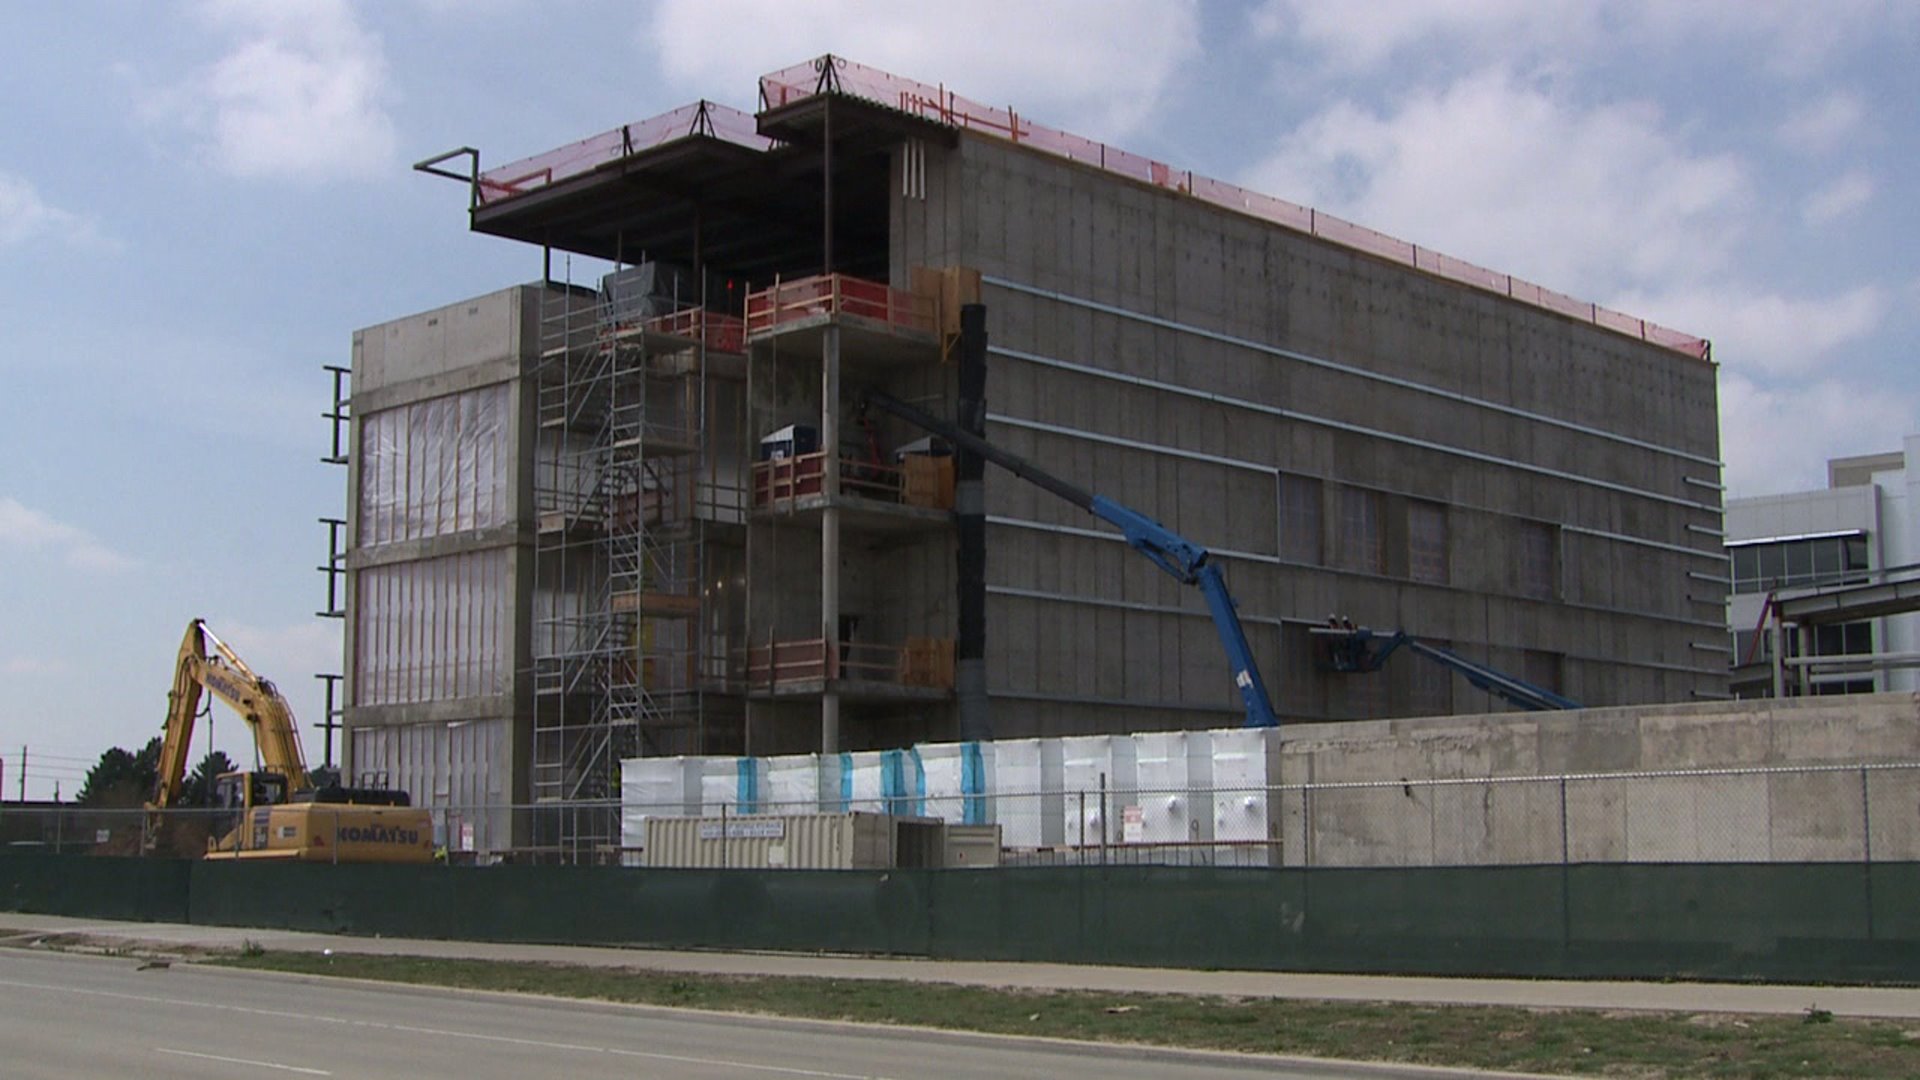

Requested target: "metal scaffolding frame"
[{"left": 529, "top": 259, "right": 746, "bottom": 854}]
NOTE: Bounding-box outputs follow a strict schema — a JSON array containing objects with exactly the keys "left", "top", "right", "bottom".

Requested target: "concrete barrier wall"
[
  {"left": 6, "top": 852, "right": 1920, "bottom": 984},
  {"left": 1280, "top": 692, "right": 1920, "bottom": 866}
]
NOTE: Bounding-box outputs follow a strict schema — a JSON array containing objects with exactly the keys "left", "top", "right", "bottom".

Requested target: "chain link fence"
[{"left": 11, "top": 762, "right": 1916, "bottom": 867}]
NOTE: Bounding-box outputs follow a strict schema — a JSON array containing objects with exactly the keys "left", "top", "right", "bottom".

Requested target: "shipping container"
[
  {"left": 641, "top": 812, "right": 955, "bottom": 869},
  {"left": 1132, "top": 730, "right": 1214, "bottom": 848},
  {"left": 991, "top": 738, "right": 1063, "bottom": 847},
  {"left": 1209, "top": 727, "right": 1282, "bottom": 865}
]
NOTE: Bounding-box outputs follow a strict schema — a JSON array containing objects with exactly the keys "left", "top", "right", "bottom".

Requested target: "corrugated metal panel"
[{"left": 643, "top": 813, "right": 914, "bottom": 869}]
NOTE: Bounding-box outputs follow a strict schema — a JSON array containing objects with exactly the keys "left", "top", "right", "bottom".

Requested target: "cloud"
[
  {"left": 140, "top": 0, "right": 397, "bottom": 182},
  {"left": 644, "top": 0, "right": 1201, "bottom": 138},
  {"left": 1253, "top": 0, "right": 1905, "bottom": 78},
  {"left": 2, "top": 656, "right": 71, "bottom": 677},
  {"left": 1718, "top": 372, "right": 1914, "bottom": 497},
  {"left": 0, "top": 170, "right": 111, "bottom": 249},
  {"left": 1776, "top": 91, "right": 1869, "bottom": 155},
  {"left": 1243, "top": 70, "right": 1749, "bottom": 298},
  {"left": 1801, "top": 170, "right": 1875, "bottom": 226},
  {"left": 206, "top": 618, "right": 342, "bottom": 684},
  {"left": 1612, "top": 284, "right": 1887, "bottom": 378},
  {"left": 0, "top": 498, "right": 136, "bottom": 573}
]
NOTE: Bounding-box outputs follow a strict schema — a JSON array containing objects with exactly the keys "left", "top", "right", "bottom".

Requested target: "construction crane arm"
[
  {"left": 860, "top": 389, "right": 1279, "bottom": 727},
  {"left": 1320, "top": 627, "right": 1581, "bottom": 711}
]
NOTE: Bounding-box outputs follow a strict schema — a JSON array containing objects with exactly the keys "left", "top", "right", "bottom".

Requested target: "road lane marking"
[
  {"left": 2, "top": 977, "right": 899, "bottom": 1080},
  {"left": 387, "top": 1021, "right": 899, "bottom": 1078},
  {"left": 156, "top": 1048, "right": 331, "bottom": 1075}
]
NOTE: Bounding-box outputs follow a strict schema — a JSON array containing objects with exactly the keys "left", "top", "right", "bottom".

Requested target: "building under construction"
[{"left": 337, "top": 57, "right": 1726, "bottom": 852}]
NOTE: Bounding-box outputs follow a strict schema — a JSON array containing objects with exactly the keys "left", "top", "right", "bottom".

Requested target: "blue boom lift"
[
  {"left": 860, "top": 389, "right": 1279, "bottom": 728},
  {"left": 1314, "top": 625, "right": 1582, "bottom": 711}
]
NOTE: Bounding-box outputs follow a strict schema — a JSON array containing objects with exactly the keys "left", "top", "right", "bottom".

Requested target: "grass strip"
[{"left": 211, "top": 950, "right": 1920, "bottom": 1078}]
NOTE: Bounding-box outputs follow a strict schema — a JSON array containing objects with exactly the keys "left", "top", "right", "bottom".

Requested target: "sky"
[{"left": 1, "top": 1, "right": 1914, "bottom": 799}]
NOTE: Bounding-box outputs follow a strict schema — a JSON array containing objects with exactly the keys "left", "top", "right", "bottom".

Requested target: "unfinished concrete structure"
[{"left": 345, "top": 57, "right": 1726, "bottom": 851}]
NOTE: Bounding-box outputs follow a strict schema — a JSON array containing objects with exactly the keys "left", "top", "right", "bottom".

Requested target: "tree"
[
  {"left": 76, "top": 736, "right": 164, "bottom": 808},
  {"left": 182, "top": 750, "right": 236, "bottom": 806}
]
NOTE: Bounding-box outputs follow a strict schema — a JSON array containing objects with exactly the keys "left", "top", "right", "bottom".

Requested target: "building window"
[
  {"left": 1278, "top": 474, "right": 1323, "bottom": 565},
  {"left": 1407, "top": 501, "right": 1449, "bottom": 585},
  {"left": 1516, "top": 521, "right": 1557, "bottom": 600},
  {"left": 1728, "top": 534, "right": 1869, "bottom": 594},
  {"left": 1336, "top": 487, "right": 1384, "bottom": 574}
]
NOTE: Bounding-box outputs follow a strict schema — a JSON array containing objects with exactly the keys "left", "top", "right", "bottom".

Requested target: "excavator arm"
[{"left": 149, "top": 619, "right": 312, "bottom": 813}]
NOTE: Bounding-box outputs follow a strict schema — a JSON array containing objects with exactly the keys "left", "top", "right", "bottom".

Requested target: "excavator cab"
[{"left": 208, "top": 770, "right": 292, "bottom": 852}]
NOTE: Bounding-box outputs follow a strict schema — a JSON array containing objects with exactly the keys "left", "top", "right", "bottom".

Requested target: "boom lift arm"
[
  {"left": 860, "top": 389, "right": 1279, "bottom": 727},
  {"left": 1317, "top": 626, "right": 1582, "bottom": 711},
  {"left": 152, "top": 618, "right": 312, "bottom": 814}
]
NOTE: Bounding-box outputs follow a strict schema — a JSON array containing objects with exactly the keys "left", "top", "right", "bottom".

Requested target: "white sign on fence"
[{"left": 698, "top": 819, "right": 787, "bottom": 840}]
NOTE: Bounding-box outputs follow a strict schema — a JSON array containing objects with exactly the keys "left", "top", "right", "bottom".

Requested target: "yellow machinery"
[{"left": 145, "top": 619, "right": 434, "bottom": 863}]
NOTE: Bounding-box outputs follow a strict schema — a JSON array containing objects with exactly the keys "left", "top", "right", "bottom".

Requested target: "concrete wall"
[
  {"left": 1278, "top": 692, "right": 1920, "bottom": 866},
  {"left": 893, "top": 134, "right": 1727, "bottom": 740},
  {"left": 345, "top": 284, "right": 559, "bottom": 841}
]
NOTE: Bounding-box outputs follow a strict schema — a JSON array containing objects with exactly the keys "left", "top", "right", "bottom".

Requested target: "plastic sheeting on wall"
[
  {"left": 348, "top": 717, "right": 510, "bottom": 853},
  {"left": 353, "top": 549, "right": 508, "bottom": 707},
  {"left": 358, "top": 383, "right": 508, "bottom": 548}
]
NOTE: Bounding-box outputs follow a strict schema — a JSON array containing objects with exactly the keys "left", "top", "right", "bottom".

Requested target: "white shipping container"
[
  {"left": 763, "top": 753, "right": 838, "bottom": 815},
  {"left": 699, "top": 757, "right": 768, "bottom": 814},
  {"left": 918, "top": 741, "right": 995, "bottom": 824},
  {"left": 1131, "top": 730, "right": 1214, "bottom": 845},
  {"left": 1210, "top": 727, "right": 1281, "bottom": 865},
  {"left": 1060, "top": 735, "right": 1138, "bottom": 847},
  {"left": 839, "top": 751, "right": 888, "bottom": 813},
  {"left": 992, "top": 738, "right": 1063, "bottom": 848}
]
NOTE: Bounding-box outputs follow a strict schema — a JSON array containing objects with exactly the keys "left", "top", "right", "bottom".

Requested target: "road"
[
  {"left": 0, "top": 949, "right": 1524, "bottom": 1080},
  {"left": 9, "top": 913, "right": 1920, "bottom": 1021}
]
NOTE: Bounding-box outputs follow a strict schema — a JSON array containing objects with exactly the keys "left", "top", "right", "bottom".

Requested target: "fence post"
[
  {"left": 1558, "top": 776, "right": 1570, "bottom": 865},
  {"left": 1078, "top": 790, "right": 1086, "bottom": 854},
  {"left": 1862, "top": 766, "right": 1875, "bottom": 941},
  {"left": 1301, "top": 786, "right": 1312, "bottom": 868},
  {"left": 720, "top": 802, "right": 729, "bottom": 870},
  {"left": 1099, "top": 772, "right": 1108, "bottom": 867},
  {"left": 333, "top": 809, "right": 340, "bottom": 866}
]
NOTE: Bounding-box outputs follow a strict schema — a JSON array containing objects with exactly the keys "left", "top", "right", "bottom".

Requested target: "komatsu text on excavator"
[{"left": 144, "top": 619, "right": 433, "bottom": 862}]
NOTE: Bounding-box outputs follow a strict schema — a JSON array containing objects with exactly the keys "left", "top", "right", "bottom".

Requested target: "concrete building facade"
[
  {"left": 1726, "top": 435, "right": 1920, "bottom": 697},
  {"left": 344, "top": 58, "right": 1726, "bottom": 852}
]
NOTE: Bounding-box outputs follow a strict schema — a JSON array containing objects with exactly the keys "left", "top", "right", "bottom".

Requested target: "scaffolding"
[{"left": 530, "top": 262, "right": 747, "bottom": 853}]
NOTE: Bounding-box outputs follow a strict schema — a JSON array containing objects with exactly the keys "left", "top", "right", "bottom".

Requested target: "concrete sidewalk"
[{"left": 5, "top": 912, "right": 1917, "bottom": 1021}]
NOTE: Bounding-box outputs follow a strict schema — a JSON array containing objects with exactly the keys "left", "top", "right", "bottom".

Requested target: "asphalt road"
[{"left": 0, "top": 949, "right": 1524, "bottom": 1080}]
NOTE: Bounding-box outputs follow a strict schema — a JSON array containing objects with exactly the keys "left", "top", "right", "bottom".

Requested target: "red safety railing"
[
  {"left": 744, "top": 273, "right": 936, "bottom": 336},
  {"left": 758, "top": 56, "right": 1710, "bottom": 361},
  {"left": 735, "top": 635, "right": 954, "bottom": 690},
  {"left": 477, "top": 100, "right": 769, "bottom": 206},
  {"left": 643, "top": 307, "right": 747, "bottom": 355}
]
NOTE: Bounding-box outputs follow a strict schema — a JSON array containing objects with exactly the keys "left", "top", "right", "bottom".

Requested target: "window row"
[{"left": 1728, "top": 534, "right": 1868, "bottom": 594}]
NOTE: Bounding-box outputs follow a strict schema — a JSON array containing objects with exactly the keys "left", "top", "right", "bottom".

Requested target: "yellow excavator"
[{"left": 144, "top": 619, "right": 433, "bottom": 862}]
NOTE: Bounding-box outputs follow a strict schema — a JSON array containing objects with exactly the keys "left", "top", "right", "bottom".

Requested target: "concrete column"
[
  {"left": 955, "top": 304, "right": 990, "bottom": 741},
  {"left": 821, "top": 323, "right": 841, "bottom": 753}
]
